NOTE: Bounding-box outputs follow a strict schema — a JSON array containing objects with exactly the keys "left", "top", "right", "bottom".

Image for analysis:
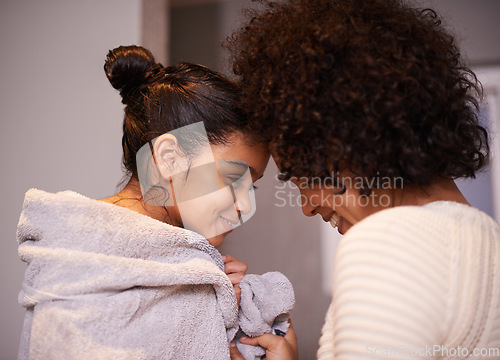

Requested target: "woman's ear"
[{"left": 153, "top": 133, "right": 179, "bottom": 178}]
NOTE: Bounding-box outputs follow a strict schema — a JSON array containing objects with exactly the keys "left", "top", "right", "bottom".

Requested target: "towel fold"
[
  {"left": 17, "top": 189, "right": 238, "bottom": 360},
  {"left": 236, "top": 272, "right": 295, "bottom": 360}
]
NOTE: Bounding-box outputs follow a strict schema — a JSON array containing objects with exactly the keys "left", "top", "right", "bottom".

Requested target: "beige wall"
[
  {"left": 0, "top": 1, "right": 141, "bottom": 358},
  {"left": 419, "top": 0, "right": 500, "bottom": 66}
]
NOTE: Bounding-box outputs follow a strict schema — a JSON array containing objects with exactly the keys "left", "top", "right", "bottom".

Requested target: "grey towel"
[
  {"left": 236, "top": 272, "right": 295, "bottom": 360},
  {"left": 17, "top": 189, "right": 239, "bottom": 360}
]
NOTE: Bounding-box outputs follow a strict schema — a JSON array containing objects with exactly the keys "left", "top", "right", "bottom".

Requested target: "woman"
[
  {"left": 227, "top": 0, "right": 500, "bottom": 359},
  {"left": 17, "top": 45, "right": 270, "bottom": 359}
]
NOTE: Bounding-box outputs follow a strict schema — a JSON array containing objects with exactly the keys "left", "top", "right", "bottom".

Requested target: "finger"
[
  {"left": 224, "top": 261, "right": 248, "bottom": 274},
  {"left": 227, "top": 273, "right": 245, "bottom": 285},
  {"left": 239, "top": 336, "right": 261, "bottom": 346},
  {"left": 222, "top": 254, "right": 247, "bottom": 268},
  {"left": 222, "top": 254, "right": 237, "bottom": 263},
  {"left": 239, "top": 333, "right": 284, "bottom": 349},
  {"left": 285, "top": 322, "right": 298, "bottom": 354},
  {"left": 241, "top": 334, "right": 297, "bottom": 360},
  {"left": 229, "top": 341, "right": 245, "bottom": 360},
  {"left": 223, "top": 255, "right": 248, "bottom": 273},
  {"left": 234, "top": 284, "right": 241, "bottom": 306}
]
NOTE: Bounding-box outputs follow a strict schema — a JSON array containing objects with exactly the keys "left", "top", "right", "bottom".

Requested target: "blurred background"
[{"left": 1, "top": 0, "right": 499, "bottom": 358}]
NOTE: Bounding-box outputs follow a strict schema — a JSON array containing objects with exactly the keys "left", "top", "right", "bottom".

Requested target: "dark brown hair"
[
  {"left": 105, "top": 45, "right": 251, "bottom": 177},
  {"left": 227, "top": 0, "right": 489, "bottom": 187}
]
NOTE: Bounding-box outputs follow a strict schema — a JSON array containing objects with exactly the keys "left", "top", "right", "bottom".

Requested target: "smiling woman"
[{"left": 227, "top": 0, "right": 500, "bottom": 358}]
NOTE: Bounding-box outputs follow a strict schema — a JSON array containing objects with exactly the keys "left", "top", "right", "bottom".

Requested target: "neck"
[
  {"left": 393, "top": 178, "right": 469, "bottom": 207},
  {"left": 100, "top": 177, "right": 179, "bottom": 224}
]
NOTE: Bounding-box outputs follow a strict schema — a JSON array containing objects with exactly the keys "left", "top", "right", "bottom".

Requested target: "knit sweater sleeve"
[{"left": 318, "top": 206, "right": 453, "bottom": 359}]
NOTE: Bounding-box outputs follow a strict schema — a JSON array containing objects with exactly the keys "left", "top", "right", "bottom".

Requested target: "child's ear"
[{"left": 153, "top": 134, "right": 179, "bottom": 178}]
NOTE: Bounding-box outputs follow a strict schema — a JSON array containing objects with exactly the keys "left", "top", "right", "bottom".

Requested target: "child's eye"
[
  {"left": 227, "top": 177, "right": 241, "bottom": 186},
  {"left": 226, "top": 176, "right": 257, "bottom": 191}
]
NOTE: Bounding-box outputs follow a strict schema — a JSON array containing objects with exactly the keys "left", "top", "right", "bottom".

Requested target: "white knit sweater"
[{"left": 317, "top": 201, "right": 500, "bottom": 359}]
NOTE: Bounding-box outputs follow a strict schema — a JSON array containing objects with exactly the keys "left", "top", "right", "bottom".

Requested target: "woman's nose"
[
  {"left": 299, "top": 191, "right": 318, "bottom": 217},
  {"left": 301, "top": 201, "right": 316, "bottom": 217}
]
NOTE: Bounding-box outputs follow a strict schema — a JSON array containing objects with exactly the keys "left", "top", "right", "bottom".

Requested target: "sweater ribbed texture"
[{"left": 317, "top": 201, "right": 500, "bottom": 359}]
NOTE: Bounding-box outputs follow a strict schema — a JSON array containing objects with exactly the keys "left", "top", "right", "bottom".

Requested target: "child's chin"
[{"left": 207, "top": 234, "right": 226, "bottom": 248}]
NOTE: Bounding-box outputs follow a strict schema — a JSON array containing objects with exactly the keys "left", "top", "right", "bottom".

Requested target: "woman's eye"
[
  {"left": 306, "top": 177, "right": 345, "bottom": 194},
  {"left": 335, "top": 185, "right": 346, "bottom": 195}
]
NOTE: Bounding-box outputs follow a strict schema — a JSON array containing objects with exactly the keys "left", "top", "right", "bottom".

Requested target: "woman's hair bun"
[{"left": 104, "top": 45, "right": 157, "bottom": 104}]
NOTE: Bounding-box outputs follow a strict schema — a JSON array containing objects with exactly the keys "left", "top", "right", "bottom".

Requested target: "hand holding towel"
[{"left": 235, "top": 272, "right": 295, "bottom": 360}]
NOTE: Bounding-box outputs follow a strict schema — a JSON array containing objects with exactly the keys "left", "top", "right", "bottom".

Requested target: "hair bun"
[{"left": 104, "top": 45, "right": 157, "bottom": 104}]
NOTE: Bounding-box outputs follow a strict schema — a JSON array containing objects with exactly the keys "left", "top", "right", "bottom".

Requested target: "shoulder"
[
  {"left": 328, "top": 202, "right": 500, "bottom": 354},
  {"left": 332, "top": 203, "right": 464, "bottom": 293},
  {"left": 341, "top": 201, "right": 497, "bottom": 249},
  {"left": 337, "top": 203, "right": 450, "bottom": 259},
  {"left": 327, "top": 204, "right": 472, "bottom": 353},
  {"left": 333, "top": 201, "right": 499, "bottom": 289}
]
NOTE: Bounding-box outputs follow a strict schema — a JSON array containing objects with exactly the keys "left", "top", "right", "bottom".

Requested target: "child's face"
[{"left": 168, "top": 132, "right": 269, "bottom": 247}]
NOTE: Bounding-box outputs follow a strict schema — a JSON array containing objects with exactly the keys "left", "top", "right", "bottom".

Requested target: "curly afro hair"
[{"left": 227, "top": 0, "right": 489, "bottom": 187}]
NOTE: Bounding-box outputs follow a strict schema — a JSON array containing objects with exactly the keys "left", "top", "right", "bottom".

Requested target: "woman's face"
[
  {"left": 288, "top": 171, "right": 393, "bottom": 235},
  {"left": 171, "top": 132, "right": 269, "bottom": 247}
]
